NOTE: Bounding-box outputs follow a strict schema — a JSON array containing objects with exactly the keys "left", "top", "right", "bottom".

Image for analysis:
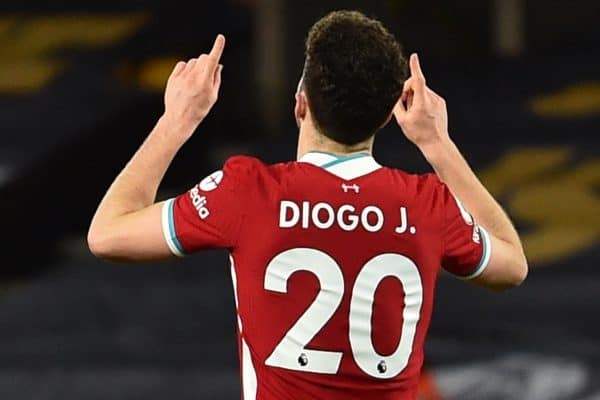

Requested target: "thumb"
[
  {"left": 214, "top": 64, "right": 223, "bottom": 87},
  {"left": 393, "top": 96, "right": 408, "bottom": 121}
]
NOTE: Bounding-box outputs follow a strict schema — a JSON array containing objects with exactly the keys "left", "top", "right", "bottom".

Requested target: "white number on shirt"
[
  {"left": 264, "top": 248, "right": 344, "bottom": 374},
  {"left": 264, "top": 248, "right": 423, "bottom": 379}
]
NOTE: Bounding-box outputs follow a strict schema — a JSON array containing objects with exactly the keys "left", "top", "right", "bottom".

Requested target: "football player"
[{"left": 88, "top": 11, "right": 527, "bottom": 400}]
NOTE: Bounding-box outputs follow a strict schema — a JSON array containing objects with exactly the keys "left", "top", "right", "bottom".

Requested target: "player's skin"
[{"left": 88, "top": 34, "right": 528, "bottom": 290}]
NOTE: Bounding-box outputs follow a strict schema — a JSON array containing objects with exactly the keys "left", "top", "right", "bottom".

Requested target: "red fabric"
[
  {"left": 441, "top": 186, "right": 486, "bottom": 277},
  {"left": 171, "top": 156, "right": 485, "bottom": 400}
]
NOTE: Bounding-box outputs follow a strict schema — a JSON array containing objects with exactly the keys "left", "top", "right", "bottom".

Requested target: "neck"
[{"left": 297, "top": 124, "right": 373, "bottom": 160}]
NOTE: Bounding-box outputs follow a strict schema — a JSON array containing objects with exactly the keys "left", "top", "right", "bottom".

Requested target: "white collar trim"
[{"left": 298, "top": 151, "right": 382, "bottom": 180}]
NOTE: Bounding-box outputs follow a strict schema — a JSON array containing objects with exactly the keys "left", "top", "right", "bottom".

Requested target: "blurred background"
[{"left": 0, "top": 0, "right": 598, "bottom": 399}]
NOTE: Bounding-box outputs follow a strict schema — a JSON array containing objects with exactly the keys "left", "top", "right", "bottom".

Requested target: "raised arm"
[
  {"left": 394, "top": 54, "right": 528, "bottom": 290},
  {"left": 87, "top": 35, "right": 225, "bottom": 262}
]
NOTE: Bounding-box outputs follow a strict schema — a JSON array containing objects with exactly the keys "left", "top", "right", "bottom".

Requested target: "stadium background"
[{"left": 0, "top": 0, "right": 598, "bottom": 399}]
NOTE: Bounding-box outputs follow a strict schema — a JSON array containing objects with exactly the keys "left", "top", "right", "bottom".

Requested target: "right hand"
[
  {"left": 393, "top": 53, "right": 449, "bottom": 149},
  {"left": 163, "top": 34, "right": 225, "bottom": 138}
]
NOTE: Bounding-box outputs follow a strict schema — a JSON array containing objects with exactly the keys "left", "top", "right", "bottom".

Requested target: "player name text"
[{"left": 279, "top": 200, "right": 415, "bottom": 234}]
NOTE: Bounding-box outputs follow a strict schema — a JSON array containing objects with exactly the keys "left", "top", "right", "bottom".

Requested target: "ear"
[{"left": 294, "top": 92, "right": 308, "bottom": 128}]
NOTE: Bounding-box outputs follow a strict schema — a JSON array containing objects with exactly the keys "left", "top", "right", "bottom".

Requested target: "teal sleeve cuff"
[
  {"left": 161, "top": 198, "right": 187, "bottom": 257},
  {"left": 459, "top": 225, "right": 492, "bottom": 280}
]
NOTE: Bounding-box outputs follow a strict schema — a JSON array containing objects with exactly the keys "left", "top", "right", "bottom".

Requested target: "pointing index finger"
[
  {"left": 406, "top": 53, "right": 427, "bottom": 107},
  {"left": 409, "top": 53, "right": 426, "bottom": 83},
  {"left": 208, "top": 34, "right": 226, "bottom": 64},
  {"left": 198, "top": 34, "right": 225, "bottom": 82},
  {"left": 200, "top": 34, "right": 225, "bottom": 82}
]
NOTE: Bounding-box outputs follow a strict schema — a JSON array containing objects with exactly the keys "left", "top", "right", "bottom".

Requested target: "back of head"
[{"left": 303, "top": 11, "right": 407, "bottom": 146}]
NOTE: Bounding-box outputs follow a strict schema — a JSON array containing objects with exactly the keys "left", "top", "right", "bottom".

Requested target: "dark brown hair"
[{"left": 303, "top": 10, "right": 407, "bottom": 146}]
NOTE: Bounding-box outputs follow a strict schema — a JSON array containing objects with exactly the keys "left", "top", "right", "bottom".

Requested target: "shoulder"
[
  {"left": 378, "top": 167, "right": 453, "bottom": 214},
  {"left": 403, "top": 170, "right": 455, "bottom": 209},
  {"left": 220, "top": 155, "right": 270, "bottom": 180},
  {"left": 224, "top": 155, "right": 304, "bottom": 177},
  {"left": 381, "top": 166, "right": 444, "bottom": 192},
  {"left": 221, "top": 155, "right": 292, "bottom": 187},
  {"left": 223, "top": 155, "right": 265, "bottom": 172},
  {"left": 193, "top": 156, "right": 264, "bottom": 194}
]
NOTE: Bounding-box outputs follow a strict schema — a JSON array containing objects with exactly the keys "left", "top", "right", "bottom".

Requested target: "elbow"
[
  {"left": 87, "top": 226, "right": 116, "bottom": 260},
  {"left": 495, "top": 256, "right": 529, "bottom": 291},
  {"left": 514, "top": 256, "right": 529, "bottom": 285},
  {"left": 510, "top": 249, "right": 529, "bottom": 287},
  {"left": 508, "top": 259, "right": 528, "bottom": 288}
]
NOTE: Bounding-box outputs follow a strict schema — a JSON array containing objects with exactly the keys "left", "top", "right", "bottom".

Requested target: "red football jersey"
[{"left": 161, "top": 152, "right": 491, "bottom": 400}]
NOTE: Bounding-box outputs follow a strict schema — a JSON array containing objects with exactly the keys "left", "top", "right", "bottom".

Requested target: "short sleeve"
[
  {"left": 161, "top": 157, "right": 249, "bottom": 256},
  {"left": 441, "top": 186, "right": 492, "bottom": 280}
]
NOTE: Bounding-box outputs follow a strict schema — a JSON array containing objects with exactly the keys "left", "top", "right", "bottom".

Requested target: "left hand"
[
  {"left": 393, "top": 53, "right": 449, "bottom": 149},
  {"left": 163, "top": 34, "right": 226, "bottom": 138}
]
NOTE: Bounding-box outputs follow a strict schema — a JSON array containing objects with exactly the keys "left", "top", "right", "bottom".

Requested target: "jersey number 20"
[{"left": 264, "top": 248, "right": 423, "bottom": 379}]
